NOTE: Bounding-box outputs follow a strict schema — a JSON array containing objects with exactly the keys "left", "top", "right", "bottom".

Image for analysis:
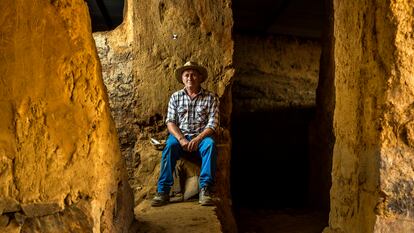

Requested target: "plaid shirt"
[{"left": 166, "top": 88, "right": 219, "bottom": 137}]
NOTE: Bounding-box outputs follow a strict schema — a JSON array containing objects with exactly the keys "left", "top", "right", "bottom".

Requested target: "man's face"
[{"left": 181, "top": 69, "right": 202, "bottom": 90}]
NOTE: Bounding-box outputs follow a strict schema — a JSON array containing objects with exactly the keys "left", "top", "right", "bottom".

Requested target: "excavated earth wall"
[
  {"left": 0, "top": 0, "right": 134, "bottom": 232},
  {"left": 323, "top": 0, "right": 414, "bottom": 232},
  {"left": 233, "top": 35, "right": 321, "bottom": 112},
  {"left": 93, "top": 0, "right": 236, "bottom": 231}
]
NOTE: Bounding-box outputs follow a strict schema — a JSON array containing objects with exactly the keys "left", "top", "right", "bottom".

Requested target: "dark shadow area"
[
  {"left": 231, "top": 0, "right": 329, "bottom": 232},
  {"left": 231, "top": 108, "right": 314, "bottom": 209},
  {"left": 86, "top": 0, "right": 124, "bottom": 32},
  {"left": 233, "top": 0, "right": 324, "bottom": 38},
  {"left": 231, "top": 108, "right": 328, "bottom": 233}
]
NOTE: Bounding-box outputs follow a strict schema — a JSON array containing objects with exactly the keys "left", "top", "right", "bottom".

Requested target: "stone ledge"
[
  {"left": 0, "top": 198, "right": 20, "bottom": 215},
  {"left": 21, "top": 202, "right": 64, "bottom": 218},
  {"left": 134, "top": 200, "right": 222, "bottom": 233}
]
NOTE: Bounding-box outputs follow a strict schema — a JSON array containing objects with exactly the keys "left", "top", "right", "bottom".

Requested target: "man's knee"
[
  {"left": 203, "top": 137, "right": 216, "bottom": 146},
  {"left": 200, "top": 137, "right": 216, "bottom": 152},
  {"left": 165, "top": 140, "right": 181, "bottom": 150},
  {"left": 164, "top": 135, "right": 182, "bottom": 150},
  {"left": 163, "top": 138, "right": 182, "bottom": 161}
]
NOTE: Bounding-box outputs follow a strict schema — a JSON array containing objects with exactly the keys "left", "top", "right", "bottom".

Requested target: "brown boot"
[
  {"left": 151, "top": 192, "right": 169, "bottom": 207},
  {"left": 199, "top": 187, "right": 214, "bottom": 206}
]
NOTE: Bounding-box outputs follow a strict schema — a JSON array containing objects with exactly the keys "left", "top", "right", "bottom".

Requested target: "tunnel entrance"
[
  {"left": 231, "top": 0, "right": 328, "bottom": 232},
  {"left": 231, "top": 108, "right": 313, "bottom": 208}
]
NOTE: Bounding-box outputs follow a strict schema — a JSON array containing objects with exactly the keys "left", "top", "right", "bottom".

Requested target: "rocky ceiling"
[{"left": 86, "top": 0, "right": 324, "bottom": 37}]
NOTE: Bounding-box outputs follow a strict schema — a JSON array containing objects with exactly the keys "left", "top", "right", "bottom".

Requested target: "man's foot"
[
  {"left": 199, "top": 187, "right": 214, "bottom": 206},
  {"left": 151, "top": 192, "right": 169, "bottom": 207}
]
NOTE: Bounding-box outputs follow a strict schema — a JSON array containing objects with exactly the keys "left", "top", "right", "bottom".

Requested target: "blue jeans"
[{"left": 157, "top": 134, "right": 217, "bottom": 193}]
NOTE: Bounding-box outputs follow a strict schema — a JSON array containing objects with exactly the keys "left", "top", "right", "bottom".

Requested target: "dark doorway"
[
  {"left": 231, "top": 0, "right": 328, "bottom": 232},
  {"left": 231, "top": 108, "right": 314, "bottom": 209}
]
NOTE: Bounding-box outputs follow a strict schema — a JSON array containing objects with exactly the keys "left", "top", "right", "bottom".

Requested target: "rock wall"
[
  {"left": 0, "top": 0, "right": 134, "bottom": 232},
  {"left": 94, "top": 0, "right": 234, "bottom": 156},
  {"left": 375, "top": 1, "right": 414, "bottom": 231},
  {"left": 93, "top": 0, "right": 136, "bottom": 169},
  {"left": 323, "top": 0, "right": 414, "bottom": 232},
  {"left": 93, "top": 0, "right": 236, "bottom": 231},
  {"left": 233, "top": 35, "right": 321, "bottom": 112},
  {"left": 308, "top": 0, "right": 335, "bottom": 212}
]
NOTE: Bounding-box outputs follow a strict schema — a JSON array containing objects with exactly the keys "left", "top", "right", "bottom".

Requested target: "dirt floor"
[
  {"left": 235, "top": 208, "right": 328, "bottom": 233},
  {"left": 132, "top": 199, "right": 327, "bottom": 233},
  {"left": 133, "top": 200, "right": 222, "bottom": 233}
]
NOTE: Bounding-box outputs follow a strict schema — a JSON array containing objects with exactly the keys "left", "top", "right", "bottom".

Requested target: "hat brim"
[{"left": 175, "top": 65, "right": 208, "bottom": 83}]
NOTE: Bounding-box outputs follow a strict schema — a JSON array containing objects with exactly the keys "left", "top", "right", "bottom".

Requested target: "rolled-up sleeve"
[
  {"left": 165, "top": 95, "right": 177, "bottom": 124},
  {"left": 206, "top": 95, "right": 219, "bottom": 131}
]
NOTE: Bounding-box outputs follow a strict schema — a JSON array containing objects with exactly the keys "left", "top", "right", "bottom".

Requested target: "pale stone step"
[{"left": 134, "top": 200, "right": 222, "bottom": 233}]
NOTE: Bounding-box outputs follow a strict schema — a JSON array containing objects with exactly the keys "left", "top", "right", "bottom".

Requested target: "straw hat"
[{"left": 175, "top": 61, "right": 208, "bottom": 83}]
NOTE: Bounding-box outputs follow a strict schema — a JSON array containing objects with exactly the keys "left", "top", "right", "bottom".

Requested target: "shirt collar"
[{"left": 181, "top": 88, "right": 204, "bottom": 97}]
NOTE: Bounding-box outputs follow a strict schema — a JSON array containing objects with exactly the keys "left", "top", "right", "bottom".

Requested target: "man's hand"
[
  {"left": 178, "top": 137, "right": 190, "bottom": 151},
  {"left": 187, "top": 136, "right": 202, "bottom": 152}
]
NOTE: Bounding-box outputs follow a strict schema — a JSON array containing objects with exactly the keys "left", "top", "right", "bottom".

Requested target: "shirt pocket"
[
  {"left": 177, "top": 106, "right": 188, "bottom": 123},
  {"left": 196, "top": 106, "right": 208, "bottom": 123}
]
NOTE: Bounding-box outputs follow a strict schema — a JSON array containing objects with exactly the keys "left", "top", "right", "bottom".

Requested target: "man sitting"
[{"left": 151, "top": 61, "right": 219, "bottom": 207}]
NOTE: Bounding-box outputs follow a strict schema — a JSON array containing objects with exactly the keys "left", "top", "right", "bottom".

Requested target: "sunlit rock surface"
[
  {"left": 0, "top": 0, "right": 134, "bottom": 232},
  {"left": 323, "top": 0, "right": 414, "bottom": 232}
]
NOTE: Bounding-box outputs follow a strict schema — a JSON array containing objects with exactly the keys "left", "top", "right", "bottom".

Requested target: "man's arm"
[
  {"left": 165, "top": 93, "right": 192, "bottom": 149},
  {"left": 187, "top": 128, "right": 214, "bottom": 152},
  {"left": 167, "top": 122, "right": 190, "bottom": 151},
  {"left": 168, "top": 121, "right": 215, "bottom": 152}
]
